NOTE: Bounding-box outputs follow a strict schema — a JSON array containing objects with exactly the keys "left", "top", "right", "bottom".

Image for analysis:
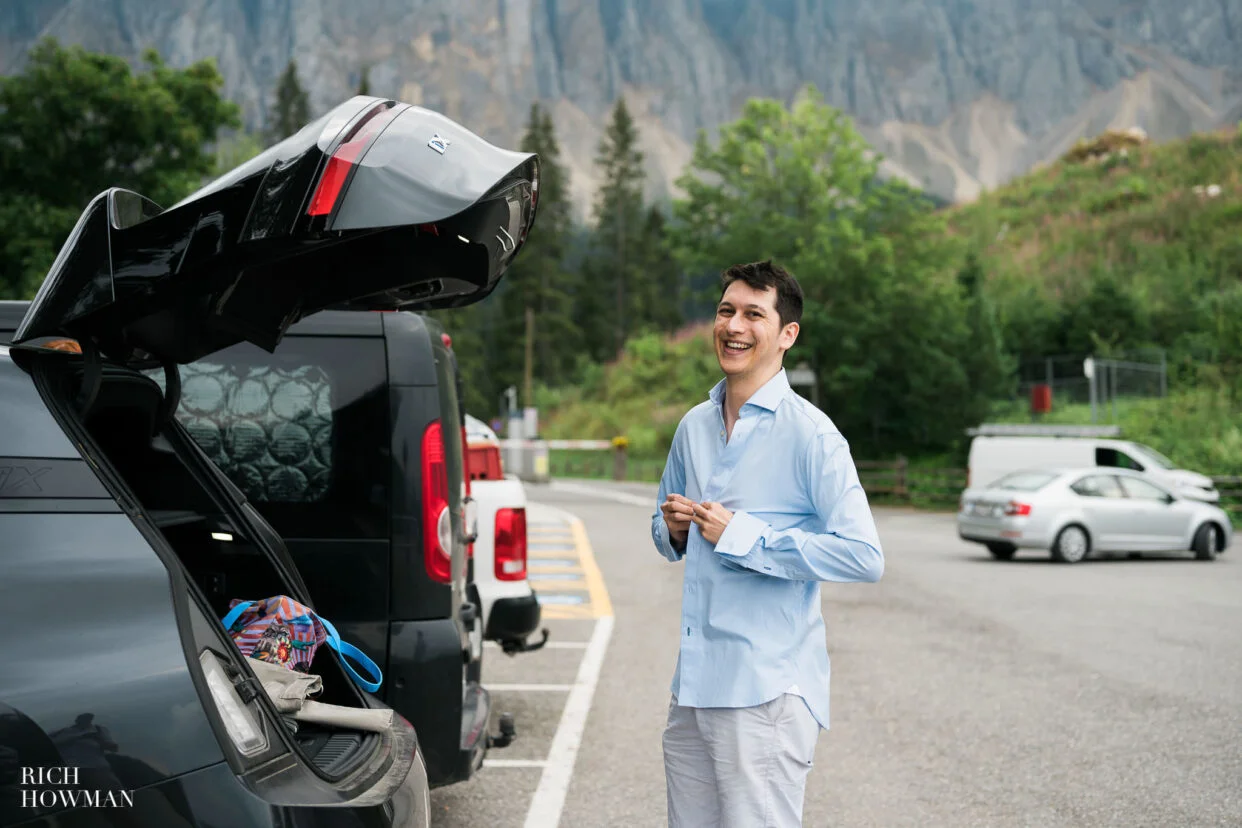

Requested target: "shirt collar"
[{"left": 708, "top": 368, "right": 791, "bottom": 412}]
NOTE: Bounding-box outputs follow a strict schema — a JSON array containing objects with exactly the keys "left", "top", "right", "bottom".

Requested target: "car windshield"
[
  {"left": 989, "top": 470, "right": 1060, "bottom": 491},
  {"left": 1134, "top": 444, "right": 1176, "bottom": 470}
]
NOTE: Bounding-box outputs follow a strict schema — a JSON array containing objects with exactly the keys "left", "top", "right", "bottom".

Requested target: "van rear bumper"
[
  {"left": 957, "top": 515, "right": 1049, "bottom": 548},
  {"left": 485, "top": 592, "right": 542, "bottom": 644}
]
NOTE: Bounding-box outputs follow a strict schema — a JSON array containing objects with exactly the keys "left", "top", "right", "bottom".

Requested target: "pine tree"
[
  {"left": 491, "top": 102, "right": 577, "bottom": 402},
  {"left": 269, "top": 59, "right": 310, "bottom": 142},
  {"left": 634, "top": 205, "right": 682, "bottom": 332},
  {"left": 357, "top": 66, "right": 371, "bottom": 96},
  {"left": 956, "top": 251, "right": 1015, "bottom": 418},
  {"left": 585, "top": 97, "right": 647, "bottom": 360}
]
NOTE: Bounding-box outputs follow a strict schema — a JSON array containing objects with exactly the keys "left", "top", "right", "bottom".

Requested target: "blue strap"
[
  {"left": 316, "top": 614, "right": 383, "bottom": 694},
  {"left": 219, "top": 600, "right": 383, "bottom": 694},
  {"left": 221, "top": 601, "right": 253, "bottom": 632}
]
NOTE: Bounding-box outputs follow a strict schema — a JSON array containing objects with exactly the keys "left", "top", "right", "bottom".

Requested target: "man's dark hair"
[{"left": 719, "top": 260, "right": 804, "bottom": 328}]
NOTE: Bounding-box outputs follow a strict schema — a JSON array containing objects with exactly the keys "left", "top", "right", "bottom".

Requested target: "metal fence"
[{"left": 1009, "top": 350, "right": 1168, "bottom": 423}]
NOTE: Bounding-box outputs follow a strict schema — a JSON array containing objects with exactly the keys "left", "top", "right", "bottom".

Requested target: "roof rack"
[{"left": 966, "top": 423, "right": 1122, "bottom": 438}]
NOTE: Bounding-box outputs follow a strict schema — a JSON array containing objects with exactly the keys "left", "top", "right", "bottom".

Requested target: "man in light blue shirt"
[{"left": 652, "top": 260, "right": 884, "bottom": 827}]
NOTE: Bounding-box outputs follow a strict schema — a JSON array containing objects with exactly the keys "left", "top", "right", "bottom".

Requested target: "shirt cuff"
[
  {"left": 714, "top": 510, "right": 768, "bottom": 557},
  {"left": 654, "top": 517, "right": 685, "bottom": 560}
]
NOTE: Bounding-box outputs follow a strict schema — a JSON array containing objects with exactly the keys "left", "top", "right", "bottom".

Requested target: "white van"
[{"left": 967, "top": 425, "right": 1220, "bottom": 503}]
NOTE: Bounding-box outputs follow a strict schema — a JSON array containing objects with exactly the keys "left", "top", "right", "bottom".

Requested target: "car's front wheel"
[
  {"left": 1192, "top": 523, "right": 1220, "bottom": 561},
  {"left": 987, "top": 542, "right": 1016, "bottom": 560},
  {"left": 1051, "top": 525, "right": 1090, "bottom": 564}
]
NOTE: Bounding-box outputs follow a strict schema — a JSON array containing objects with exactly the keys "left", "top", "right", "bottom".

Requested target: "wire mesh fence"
[{"left": 1005, "top": 349, "right": 1168, "bottom": 422}]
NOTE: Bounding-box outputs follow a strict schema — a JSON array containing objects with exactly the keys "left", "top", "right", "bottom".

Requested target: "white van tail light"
[
  {"left": 199, "top": 650, "right": 268, "bottom": 757},
  {"left": 495, "top": 507, "right": 527, "bottom": 581}
]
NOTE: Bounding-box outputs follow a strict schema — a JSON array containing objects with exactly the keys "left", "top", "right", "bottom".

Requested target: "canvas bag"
[{"left": 221, "top": 596, "right": 383, "bottom": 693}]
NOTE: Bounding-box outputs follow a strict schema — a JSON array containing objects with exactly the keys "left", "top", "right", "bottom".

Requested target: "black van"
[
  {"left": 0, "top": 304, "right": 501, "bottom": 788},
  {"left": 0, "top": 92, "right": 539, "bottom": 824},
  {"left": 157, "top": 309, "right": 505, "bottom": 787}
]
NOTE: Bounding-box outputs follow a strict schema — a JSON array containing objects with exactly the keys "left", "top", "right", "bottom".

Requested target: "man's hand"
[
  {"left": 692, "top": 501, "right": 734, "bottom": 545},
  {"left": 661, "top": 493, "right": 695, "bottom": 546}
]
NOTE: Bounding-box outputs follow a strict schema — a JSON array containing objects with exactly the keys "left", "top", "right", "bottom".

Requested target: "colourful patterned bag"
[{"left": 221, "top": 596, "right": 382, "bottom": 693}]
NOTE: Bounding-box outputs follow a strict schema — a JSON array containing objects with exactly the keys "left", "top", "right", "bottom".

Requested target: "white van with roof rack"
[{"left": 966, "top": 424, "right": 1220, "bottom": 503}]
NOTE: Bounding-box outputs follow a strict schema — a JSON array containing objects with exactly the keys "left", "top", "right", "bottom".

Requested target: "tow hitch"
[
  {"left": 501, "top": 628, "right": 550, "bottom": 655},
  {"left": 489, "top": 712, "right": 517, "bottom": 749}
]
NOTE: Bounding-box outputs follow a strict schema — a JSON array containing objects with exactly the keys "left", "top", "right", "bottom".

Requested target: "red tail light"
[
  {"left": 1005, "top": 501, "right": 1032, "bottom": 516},
  {"left": 494, "top": 508, "right": 527, "bottom": 581},
  {"left": 467, "top": 445, "right": 504, "bottom": 481},
  {"left": 307, "top": 103, "right": 400, "bottom": 217},
  {"left": 421, "top": 420, "right": 452, "bottom": 584},
  {"left": 461, "top": 424, "right": 473, "bottom": 560}
]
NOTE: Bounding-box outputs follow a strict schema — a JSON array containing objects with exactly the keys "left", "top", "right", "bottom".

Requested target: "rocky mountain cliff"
[{"left": 4, "top": 0, "right": 1241, "bottom": 215}]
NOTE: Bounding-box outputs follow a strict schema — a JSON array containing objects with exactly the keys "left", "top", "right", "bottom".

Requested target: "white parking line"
[
  {"left": 485, "top": 640, "right": 588, "bottom": 650},
  {"left": 485, "top": 758, "right": 548, "bottom": 769},
  {"left": 524, "top": 614, "right": 614, "bottom": 828},
  {"left": 547, "top": 480, "right": 655, "bottom": 508},
  {"left": 489, "top": 683, "right": 574, "bottom": 692}
]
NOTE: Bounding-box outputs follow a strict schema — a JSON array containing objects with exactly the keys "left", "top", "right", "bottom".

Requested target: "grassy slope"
[{"left": 950, "top": 126, "right": 1242, "bottom": 327}]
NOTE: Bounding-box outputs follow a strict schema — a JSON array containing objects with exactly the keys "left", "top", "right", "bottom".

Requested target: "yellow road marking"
[
  {"left": 526, "top": 579, "right": 590, "bottom": 592},
  {"left": 528, "top": 548, "right": 579, "bottom": 559},
  {"left": 570, "top": 518, "right": 613, "bottom": 619},
  {"left": 539, "top": 604, "right": 596, "bottom": 620},
  {"left": 526, "top": 565, "right": 585, "bottom": 575}
]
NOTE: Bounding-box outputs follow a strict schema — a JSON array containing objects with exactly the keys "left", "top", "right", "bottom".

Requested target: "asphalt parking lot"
[{"left": 432, "top": 480, "right": 1242, "bottom": 828}]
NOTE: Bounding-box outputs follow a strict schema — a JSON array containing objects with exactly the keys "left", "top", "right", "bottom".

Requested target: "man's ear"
[{"left": 779, "top": 322, "right": 800, "bottom": 351}]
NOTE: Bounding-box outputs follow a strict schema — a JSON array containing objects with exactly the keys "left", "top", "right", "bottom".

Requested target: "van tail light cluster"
[
  {"left": 421, "top": 420, "right": 452, "bottom": 584},
  {"left": 307, "top": 102, "right": 400, "bottom": 217},
  {"left": 467, "top": 445, "right": 504, "bottom": 481},
  {"left": 494, "top": 507, "right": 527, "bottom": 581},
  {"left": 1005, "top": 501, "right": 1032, "bottom": 516}
]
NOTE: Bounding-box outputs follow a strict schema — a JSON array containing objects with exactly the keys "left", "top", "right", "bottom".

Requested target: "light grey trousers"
[{"left": 663, "top": 693, "right": 820, "bottom": 828}]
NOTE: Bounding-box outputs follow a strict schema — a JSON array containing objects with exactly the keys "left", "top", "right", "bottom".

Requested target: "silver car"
[{"left": 957, "top": 467, "right": 1234, "bottom": 563}]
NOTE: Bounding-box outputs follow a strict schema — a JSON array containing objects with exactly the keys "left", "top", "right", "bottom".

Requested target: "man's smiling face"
[{"left": 714, "top": 280, "right": 799, "bottom": 380}]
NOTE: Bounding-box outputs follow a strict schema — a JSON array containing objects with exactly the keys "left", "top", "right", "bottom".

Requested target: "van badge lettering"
[
  {"left": 0, "top": 465, "right": 50, "bottom": 494},
  {"left": 427, "top": 134, "right": 450, "bottom": 155}
]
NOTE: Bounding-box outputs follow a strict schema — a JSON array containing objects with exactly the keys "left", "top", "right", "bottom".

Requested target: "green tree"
[
  {"left": 583, "top": 97, "right": 649, "bottom": 360},
  {"left": 357, "top": 66, "right": 371, "bottom": 96},
  {"left": 1059, "top": 274, "right": 1150, "bottom": 356},
  {"left": 630, "top": 206, "right": 682, "bottom": 332},
  {"left": 269, "top": 59, "right": 311, "bottom": 142},
  {"left": 955, "top": 252, "right": 1016, "bottom": 420},
  {"left": 0, "top": 38, "right": 241, "bottom": 299},
  {"left": 670, "top": 86, "right": 982, "bottom": 454}
]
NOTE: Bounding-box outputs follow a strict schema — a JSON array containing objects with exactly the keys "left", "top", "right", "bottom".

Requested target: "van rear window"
[
  {"left": 989, "top": 471, "right": 1060, "bottom": 491},
  {"left": 155, "top": 336, "right": 389, "bottom": 540}
]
